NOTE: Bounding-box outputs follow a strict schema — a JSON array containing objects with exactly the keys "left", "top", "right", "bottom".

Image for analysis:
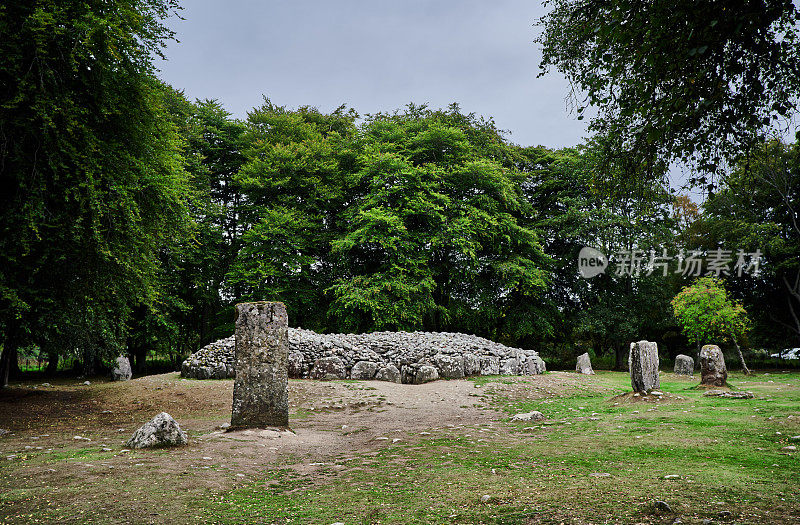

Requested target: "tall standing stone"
[
  {"left": 674, "top": 354, "right": 694, "bottom": 376},
  {"left": 231, "top": 302, "right": 289, "bottom": 429},
  {"left": 629, "top": 340, "right": 660, "bottom": 392},
  {"left": 111, "top": 356, "right": 133, "bottom": 381},
  {"left": 699, "top": 344, "right": 727, "bottom": 386},
  {"left": 576, "top": 353, "right": 595, "bottom": 375}
]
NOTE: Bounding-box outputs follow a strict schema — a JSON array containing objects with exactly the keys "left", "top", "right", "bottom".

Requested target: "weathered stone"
[
  {"left": 374, "top": 364, "right": 401, "bottom": 383},
  {"left": 629, "top": 340, "right": 660, "bottom": 392},
  {"left": 463, "top": 353, "right": 481, "bottom": 376},
  {"left": 231, "top": 301, "right": 289, "bottom": 429},
  {"left": 111, "top": 356, "right": 132, "bottom": 381},
  {"left": 432, "top": 354, "right": 465, "bottom": 378},
  {"left": 522, "top": 355, "right": 546, "bottom": 375},
  {"left": 576, "top": 353, "right": 594, "bottom": 375},
  {"left": 288, "top": 351, "right": 304, "bottom": 378},
  {"left": 499, "top": 358, "right": 520, "bottom": 375},
  {"left": 674, "top": 354, "right": 694, "bottom": 376},
  {"left": 401, "top": 364, "right": 439, "bottom": 384},
  {"left": 511, "top": 411, "right": 545, "bottom": 422},
  {"left": 703, "top": 389, "right": 753, "bottom": 399},
  {"left": 700, "top": 345, "right": 727, "bottom": 386},
  {"left": 479, "top": 356, "right": 500, "bottom": 376},
  {"left": 350, "top": 360, "right": 378, "bottom": 380},
  {"left": 311, "top": 356, "right": 346, "bottom": 380},
  {"left": 125, "top": 412, "right": 187, "bottom": 449}
]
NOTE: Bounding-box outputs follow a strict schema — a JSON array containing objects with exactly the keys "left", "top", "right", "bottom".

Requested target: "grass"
[{"left": 204, "top": 371, "right": 800, "bottom": 524}]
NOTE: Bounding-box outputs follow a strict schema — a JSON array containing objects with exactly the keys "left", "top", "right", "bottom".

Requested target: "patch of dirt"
[{"left": 609, "top": 391, "right": 688, "bottom": 404}]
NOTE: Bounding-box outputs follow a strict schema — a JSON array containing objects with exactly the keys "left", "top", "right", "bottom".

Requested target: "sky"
[{"left": 155, "top": 0, "right": 589, "bottom": 150}]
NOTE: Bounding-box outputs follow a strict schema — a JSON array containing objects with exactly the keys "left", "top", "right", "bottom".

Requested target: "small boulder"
[
  {"left": 350, "top": 361, "right": 378, "bottom": 380},
  {"left": 674, "top": 354, "right": 694, "bottom": 376},
  {"left": 479, "top": 356, "right": 500, "bottom": 376},
  {"left": 374, "top": 364, "right": 401, "bottom": 383},
  {"left": 311, "top": 356, "right": 346, "bottom": 380},
  {"left": 576, "top": 353, "right": 594, "bottom": 375},
  {"left": 463, "top": 353, "right": 481, "bottom": 376},
  {"left": 111, "top": 356, "right": 133, "bottom": 381},
  {"left": 400, "top": 364, "right": 439, "bottom": 384},
  {"left": 125, "top": 412, "right": 187, "bottom": 449},
  {"left": 511, "top": 411, "right": 545, "bottom": 422},
  {"left": 287, "top": 352, "right": 304, "bottom": 378},
  {"left": 700, "top": 344, "right": 727, "bottom": 387}
]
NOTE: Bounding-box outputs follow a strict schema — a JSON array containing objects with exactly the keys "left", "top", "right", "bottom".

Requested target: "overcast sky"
[{"left": 156, "top": 0, "right": 590, "bottom": 149}]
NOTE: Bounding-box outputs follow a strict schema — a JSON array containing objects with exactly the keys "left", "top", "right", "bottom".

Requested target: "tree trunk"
[
  {"left": 730, "top": 330, "right": 751, "bottom": 375},
  {"left": 0, "top": 344, "right": 12, "bottom": 388},
  {"left": 45, "top": 347, "right": 59, "bottom": 376}
]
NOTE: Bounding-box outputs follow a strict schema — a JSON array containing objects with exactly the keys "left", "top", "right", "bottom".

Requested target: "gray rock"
[
  {"left": 350, "top": 361, "right": 378, "bottom": 380},
  {"left": 374, "top": 364, "right": 401, "bottom": 383},
  {"left": 231, "top": 302, "right": 289, "bottom": 429},
  {"left": 125, "top": 412, "right": 187, "bottom": 449},
  {"left": 654, "top": 500, "right": 673, "bottom": 513},
  {"left": 432, "top": 353, "right": 464, "bottom": 378},
  {"left": 401, "top": 364, "right": 439, "bottom": 384},
  {"left": 311, "top": 356, "right": 346, "bottom": 380},
  {"left": 629, "top": 340, "right": 660, "bottom": 392},
  {"left": 287, "top": 351, "right": 304, "bottom": 379},
  {"left": 111, "top": 356, "right": 132, "bottom": 381},
  {"left": 511, "top": 411, "right": 544, "bottom": 422},
  {"left": 576, "top": 353, "right": 594, "bottom": 375},
  {"left": 703, "top": 390, "right": 753, "bottom": 399},
  {"left": 700, "top": 345, "right": 727, "bottom": 386},
  {"left": 463, "top": 353, "right": 480, "bottom": 376},
  {"left": 674, "top": 354, "right": 694, "bottom": 376},
  {"left": 479, "top": 356, "right": 500, "bottom": 376}
]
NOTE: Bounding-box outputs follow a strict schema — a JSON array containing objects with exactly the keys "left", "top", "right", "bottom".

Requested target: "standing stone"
[
  {"left": 700, "top": 344, "right": 727, "bottom": 386},
  {"left": 375, "top": 364, "right": 401, "bottom": 383},
  {"left": 629, "top": 340, "right": 660, "bottom": 392},
  {"left": 576, "top": 353, "right": 594, "bottom": 375},
  {"left": 231, "top": 302, "right": 289, "bottom": 429},
  {"left": 111, "top": 356, "right": 132, "bottom": 381},
  {"left": 350, "top": 360, "right": 378, "bottom": 380},
  {"left": 674, "top": 354, "right": 694, "bottom": 376}
]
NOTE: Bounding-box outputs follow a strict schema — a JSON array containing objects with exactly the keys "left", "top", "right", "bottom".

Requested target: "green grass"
[{"left": 204, "top": 371, "right": 800, "bottom": 524}]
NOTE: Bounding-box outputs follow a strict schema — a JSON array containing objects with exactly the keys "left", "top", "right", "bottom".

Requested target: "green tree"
[
  {"left": 0, "top": 0, "right": 189, "bottom": 385},
  {"left": 536, "top": 0, "right": 800, "bottom": 178},
  {"left": 671, "top": 277, "right": 751, "bottom": 374}
]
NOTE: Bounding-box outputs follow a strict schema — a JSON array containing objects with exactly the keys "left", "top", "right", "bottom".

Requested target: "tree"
[
  {"left": 536, "top": 0, "right": 800, "bottom": 178},
  {"left": 0, "top": 0, "right": 189, "bottom": 385},
  {"left": 671, "top": 277, "right": 751, "bottom": 374},
  {"left": 703, "top": 139, "right": 800, "bottom": 349}
]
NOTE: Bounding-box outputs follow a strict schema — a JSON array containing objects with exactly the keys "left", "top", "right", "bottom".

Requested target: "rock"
[
  {"left": 82, "top": 381, "right": 91, "bottom": 386},
  {"left": 663, "top": 474, "right": 680, "bottom": 479},
  {"left": 350, "top": 361, "right": 378, "bottom": 380},
  {"left": 629, "top": 340, "right": 660, "bottom": 393},
  {"left": 789, "top": 436, "right": 800, "bottom": 441},
  {"left": 432, "top": 354, "right": 465, "bottom": 379},
  {"left": 522, "top": 355, "right": 546, "bottom": 375},
  {"left": 781, "top": 445, "right": 797, "bottom": 452},
  {"left": 463, "top": 353, "right": 481, "bottom": 376},
  {"left": 479, "top": 356, "right": 500, "bottom": 376},
  {"left": 311, "top": 356, "right": 346, "bottom": 380},
  {"left": 651, "top": 390, "right": 664, "bottom": 396},
  {"left": 125, "top": 412, "right": 187, "bottom": 449},
  {"left": 576, "top": 353, "right": 594, "bottom": 375},
  {"left": 287, "top": 352, "right": 304, "bottom": 379},
  {"left": 401, "top": 364, "right": 439, "bottom": 384},
  {"left": 480, "top": 495, "right": 492, "bottom": 503},
  {"left": 703, "top": 390, "right": 754, "bottom": 399},
  {"left": 654, "top": 500, "right": 673, "bottom": 513},
  {"left": 374, "top": 364, "right": 401, "bottom": 383},
  {"left": 589, "top": 472, "right": 611, "bottom": 478},
  {"left": 111, "top": 356, "right": 132, "bottom": 381},
  {"left": 511, "top": 411, "right": 545, "bottom": 422},
  {"left": 700, "top": 344, "right": 727, "bottom": 387},
  {"left": 231, "top": 302, "right": 289, "bottom": 429},
  {"left": 674, "top": 354, "right": 694, "bottom": 375}
]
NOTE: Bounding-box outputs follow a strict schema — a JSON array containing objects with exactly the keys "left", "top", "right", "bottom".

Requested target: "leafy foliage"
[
  {"left": 537, "top": 0, "right": 800, "bottom": 177},
  {"left": 671, "top": 277, "right": 750, "bottom": 347}
]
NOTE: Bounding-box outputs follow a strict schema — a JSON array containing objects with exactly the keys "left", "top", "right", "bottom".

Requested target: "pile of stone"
[{"left": 181, "top": 328, "right": 546, "bottom": 383}]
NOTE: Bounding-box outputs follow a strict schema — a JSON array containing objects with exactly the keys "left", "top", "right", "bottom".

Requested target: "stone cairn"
[
  {"left": 576, "top": 353, "right": 594, "bottom": 375},
  {"left": 182, "top": 328, "right": 546, "bottom": 384},
  {"left": 230, "top": 301, "right": 290, "bottom": 429},
  {"left": 699, "top": 344, "right": 727, "bottom": 387},
  {"left": 629, "top": 340, "right": 660, "bottom": 392},
  {"left": 674, "top": 354, "right": 694, "bottom": 376}
]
